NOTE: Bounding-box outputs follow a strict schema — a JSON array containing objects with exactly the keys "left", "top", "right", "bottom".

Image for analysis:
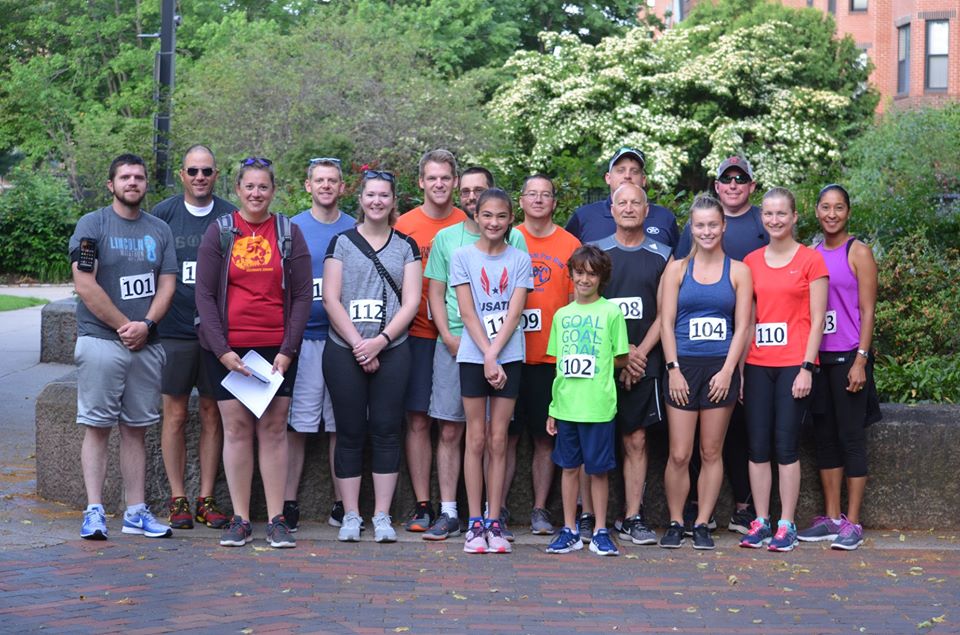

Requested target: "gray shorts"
[
  {"left": 288, "top": 338, "right": 336, "bottom": 433},
  {"left": 428, "top": 340, "right": 465, "bottom": 423},
  {"left": 75, "top": 336, "right": 165, "bottom": 428},
  {"left": 160, "top": 337, "right": 215, "bottom": 397}
]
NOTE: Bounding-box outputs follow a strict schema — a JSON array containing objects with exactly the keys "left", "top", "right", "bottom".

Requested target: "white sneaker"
[
  {"left": 373, "top": 512, "right": 397, "bottom": 543},
  {"left": 338, "top": 511, "right": 362, "bottom": 542}
]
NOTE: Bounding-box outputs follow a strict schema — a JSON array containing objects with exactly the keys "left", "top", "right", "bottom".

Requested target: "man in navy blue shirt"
[{"left": 565, "top": 147, "right": 679, "bottom": 250}]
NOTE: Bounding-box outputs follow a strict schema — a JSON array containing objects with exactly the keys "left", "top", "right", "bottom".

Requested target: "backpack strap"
[
  {"left": 217, "top": 213, "right": 237, "bottom": 257},
  {"left": 275, "top": 213, "right": 293, "bottom": 261}
]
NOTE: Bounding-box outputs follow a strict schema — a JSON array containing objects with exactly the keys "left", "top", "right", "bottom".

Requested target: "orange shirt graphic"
[{"left": 226, "top": 211, "right": 284, "bottom": 348}]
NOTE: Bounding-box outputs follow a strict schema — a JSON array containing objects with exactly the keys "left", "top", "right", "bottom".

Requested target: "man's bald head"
[{"left": 611, "top": 182, "right": 648, "bottom": 231}]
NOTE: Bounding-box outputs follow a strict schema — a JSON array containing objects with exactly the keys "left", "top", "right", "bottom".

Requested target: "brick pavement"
[{"left": 0, "top": 523, "right": 956, "bottom": 634}]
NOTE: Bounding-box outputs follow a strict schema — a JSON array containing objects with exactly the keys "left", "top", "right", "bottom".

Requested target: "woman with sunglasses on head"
[
  {"left": 797, "top": 185, "right": 878, "bottom": 551},
  {"left": 196, "top": 157, "right": 313, "bottom": 549},
  {"left": 322, "top": 170, "right": 422, "bottom": 543},
  {"left": 740, "top": 187, "right": 828, "bottom": 552}
]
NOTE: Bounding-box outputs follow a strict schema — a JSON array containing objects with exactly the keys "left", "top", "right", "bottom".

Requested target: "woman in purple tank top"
[{"left": 798, "top": 184, "right": 878, "bottom": 551}]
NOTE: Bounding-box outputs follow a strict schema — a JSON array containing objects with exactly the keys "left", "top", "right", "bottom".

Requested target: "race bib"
[
  {"left": 312, "top": 277, "right": 323, "bottom": 302},
  {"left": 560, "top": 354, "right": 596, "bottom": 378},
  {"left": 181, "top": 261, "right": 196, "bottom": 285},
  {"left": 119, "top": 272, "right": 155, "bottom": 300},
  {"left": 521, "top": 308, "right": 542, "bottom": 332},
  {"left": 824, "top": 310, "right": 837, "bottom": 335},
  {"left": 610, "top": 296, "right": 643, "bottom": 320},
  {"left": 689, "top": 317, "right": 726, "bottom": 341},
  {"left": 483, "top": 310, "right": 507, "bottom": 340},
  {"left": 755, "top": 322, "right": 788, "bottom": 347},
  {"left": 349, "top": 299, "right": 384, "bottom": 323}
]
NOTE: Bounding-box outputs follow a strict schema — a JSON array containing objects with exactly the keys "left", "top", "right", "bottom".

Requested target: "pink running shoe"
[
  {"left": 485, "top": 519, "right": 512, "bottom": 554},
  {"left": 463, "top": 519, "right": 488, "bottom": 554}
]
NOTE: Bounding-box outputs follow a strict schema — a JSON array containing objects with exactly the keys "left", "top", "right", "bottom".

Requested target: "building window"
[
  {"left": 828, "top": 0, "right": 836, "bottom": 14},
  {"left": 898, "top": 25, "right": 911, "bottom": 94},
  {"left": 851, "top": 0, "right": 867, "bottom": 11},
  {"left": 926, "top": 20, "right": 949, "bottom": 90}
]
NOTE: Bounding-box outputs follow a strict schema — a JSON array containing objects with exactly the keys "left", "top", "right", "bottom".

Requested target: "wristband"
[
  {"left": 142, "top": 318, "right": 156, "bottom": 333},
  {"left": 380, "top": 331, "right": 392, "bottom": 345},
  {"left": 800, "top": 361, "right": 817, "bottom": 373}
]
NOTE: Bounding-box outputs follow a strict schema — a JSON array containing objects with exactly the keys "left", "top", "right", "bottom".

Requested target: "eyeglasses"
[
  {"left": 363, "top": 170, "right": 395, "bottom": 182},
  {"left": 309, "top": 157, "right": 341, "bottom": 166},
  {"left": 241, "top": 157, "right": 272, "bottom": 167},
  {"left": 460, "top": 187, "right": 487, "bottom": 197},
  {"left": 717, "top": 174, "right": 751, "bottom": 185},
  {"left": 522, "top": 191, "right": 555, "bottom": 200},
  {"left": 185, "top": 167, "right": 215, "bottom": 177}
]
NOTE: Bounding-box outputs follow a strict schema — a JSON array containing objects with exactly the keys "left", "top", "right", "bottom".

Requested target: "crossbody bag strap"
[{"left": 343, "top": 228, "right": 402, "bottom": 300}]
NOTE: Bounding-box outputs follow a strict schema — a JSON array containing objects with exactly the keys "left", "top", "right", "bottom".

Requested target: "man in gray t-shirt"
[{"left": 69, "top": 154, "right": 177, "bottom": 542}]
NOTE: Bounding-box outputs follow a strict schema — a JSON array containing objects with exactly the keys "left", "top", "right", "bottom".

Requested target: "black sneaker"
[
  {"left": 328, "top": 500, "right": 345, "bottom": 527},
  {"left": 692, "top": 523, "right": 715, "bottom": 550},
  {"left": 282, "top": 500, "right": 300, "bottom": 533},
  {"left": 577, "top": 513, "right": 596, "bottom": 543},
  {"left": 683, "top": 502, "right": 717, "bottom": 536},
  {"left": 659, "top": 521, "right": 684, "bottom": 549},
  {"left": 728, "top": 505, "right": 756, "bottom": 535}
]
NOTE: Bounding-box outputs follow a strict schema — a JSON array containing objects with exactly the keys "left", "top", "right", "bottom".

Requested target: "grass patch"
[{"left": 0, "top": 295, "right": 49, "bottom": 311}]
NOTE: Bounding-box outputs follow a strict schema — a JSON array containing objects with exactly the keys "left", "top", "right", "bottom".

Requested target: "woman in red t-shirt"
[
  {"left": 740, "top": 187, "right": 828, "bottom": 552},
  {"left": 196, "top": 157, "right": 312, "bottom": 550}
]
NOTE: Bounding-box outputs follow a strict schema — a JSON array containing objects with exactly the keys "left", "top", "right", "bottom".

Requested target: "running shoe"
[
  {"left": 486, "top": 520, "right": 512, "bottom": 553},
  {"left": 530, "top": 508, "right": 555, "bottom": 535},
  {"left": 463, "top": 519, "right": 488, "bottom": 554},
  {"left": 219, "top": 515, "right": 252, "bottom": 546},
  {"left": 403, "top": 502, "right": 434, "bottom": 532},
  {"left": 546, "top": 527, "right": 583, "bottom": 554},
  {"left": 328, "top": 500, "right": 345, "bottom": 527},
  {"left": 739, "top": 517, "right": 772, "bottom": 548},
  {"left": 282, "top": 500, "right": 300, "bottom": 533},
  {"left": 682, "top": 501, "right": 716, "bottom": 535},
  {"left": 624, "top": 512, "right": 657, "bottom": 545},
  {"left": 373, "top": 512, "right": 397, "bottom": 543},
  {"left": 423, "top": 513, "right": 461, "bottom": 541},
  {"left": 589, "top": 528, "right": 619, "bottom": 556},
  {"left": 168, "top": 496, "right": 193, "bottom": 529},
  {"left": 266, "top": 515, "right": 296, "bottom": 548},
  {"left": 659, "top": 521, "right": 684, "bottom": 549},
  {"left": 122, "top": 506, "right": 172, "bottom": 538},
  {"left": 728, "top": 505, "right": 756, "bottom": 535},
  {"left": 768, "top": 520, "right": 798, "bottom": 552},
  {"left": 500, "top": 518, "right": 515, "bottom": 542},
  {"left": 831, "top": 517, "right": 864, "bottom": 551},
  {"left": 196, "top": 496, "right": 229, "bottom": 529},
  {"left": 578, "top": 513, "right": 596, "bottom": 543},
  {"left": 692, "top": 523, "right": 715, "bottom": 550},
  {"left": 80, "top": 505, "right": 108, "bottom": 540},
  {"left": 797, "top": 515, "right": 842, "bottom": 542},
  {"left": 338, "top": 511, "right": 362, "bottom": 542}
]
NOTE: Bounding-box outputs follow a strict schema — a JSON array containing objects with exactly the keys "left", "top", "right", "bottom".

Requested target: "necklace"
[{"left": 238, "top": 213, "right": 270, "bottom": 237}]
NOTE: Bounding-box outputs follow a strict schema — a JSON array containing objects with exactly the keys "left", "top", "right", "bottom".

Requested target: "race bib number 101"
[{"left": 119, "top": 272, "right": 156, "bottom": 300}]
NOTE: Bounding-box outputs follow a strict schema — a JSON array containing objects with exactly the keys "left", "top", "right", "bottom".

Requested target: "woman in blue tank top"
[{"left": 658, "top": 196, "right": 754, "bottom": 549}]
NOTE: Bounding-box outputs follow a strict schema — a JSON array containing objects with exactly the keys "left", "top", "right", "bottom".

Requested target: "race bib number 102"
[{"left": 560, "top": 354, "right": 596, "bottom": 378}]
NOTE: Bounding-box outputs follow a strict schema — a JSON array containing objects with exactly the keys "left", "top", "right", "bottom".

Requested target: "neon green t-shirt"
[
  {"left": 423, "top": 222, "right": 527, "bottom": 336},
  {"left": 546, "top": 297, "right": 629, "bottom": 423}
]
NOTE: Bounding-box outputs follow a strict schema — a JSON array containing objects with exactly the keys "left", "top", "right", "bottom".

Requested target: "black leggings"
[
  {"left": 323, "top": 339, "right": 411, "bottom": 479},
  {"left": 743, "top": 364, "right": 810, "bottom": 465},
  {"left": 810, "top": 357, "right": 869, "bottom": 477}
]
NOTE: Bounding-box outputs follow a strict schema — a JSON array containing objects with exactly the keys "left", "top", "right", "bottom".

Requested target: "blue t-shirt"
[
  {"left": 566, "top": 197, "right": 679, "bottom": 250},
  {"left": 674, "top": 205, "right": 769, "bottom": 261},
  {"left": 292, "top": 209, "right": 356, "bottom": 340}
]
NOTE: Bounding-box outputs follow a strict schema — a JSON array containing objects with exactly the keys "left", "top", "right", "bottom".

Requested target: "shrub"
[{"left": 875, "top": 354, "right": 960, "bottom": 404}]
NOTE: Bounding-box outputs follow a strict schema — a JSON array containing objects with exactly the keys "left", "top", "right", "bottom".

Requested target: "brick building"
[{"left": 646, "top": 0, "right": 959, "bottom": 111}]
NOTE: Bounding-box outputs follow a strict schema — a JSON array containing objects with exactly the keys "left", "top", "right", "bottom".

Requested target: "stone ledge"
[
  {"left": 40, "top": 298, "right": 77, "bottom": 364},
  {"left": 35, "top": 377, "right": 958, "bottom": 529}
]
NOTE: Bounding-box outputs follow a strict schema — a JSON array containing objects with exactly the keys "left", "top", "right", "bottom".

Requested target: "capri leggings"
[
  {"left": 743, "top": 364, "right": 810, "bottom": 465},
  {"left": 323, "top": 339, "right": 411, "bottom": 479},
  {"left": 810, "top": 356, "right": 869, "bottom": 477}
]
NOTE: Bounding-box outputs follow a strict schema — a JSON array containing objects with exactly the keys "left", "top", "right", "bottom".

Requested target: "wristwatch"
[
  {"left": 800, "top": 360, "right": 817, "bottom": 373},
  {"left": 856, "top": 349, "right": 869, "bottom": 359},
  {"left": 142, "top": 318, "right": 156, "bottom": 333},
  {"left": 666, "top": 361, "right": 680, "bottom": 371}
]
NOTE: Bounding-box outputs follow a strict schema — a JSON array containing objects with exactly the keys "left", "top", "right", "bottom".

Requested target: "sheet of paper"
[{"left": 220, "top": 350, "right": 283, "bottom": 418}]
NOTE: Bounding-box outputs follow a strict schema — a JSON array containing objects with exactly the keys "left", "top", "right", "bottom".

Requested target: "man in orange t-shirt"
[
  {"left": 510, "top": 174, "right": 581, "bottom": 535},
  {"left": 394, "top": 149, "right": 466, "bottom": 532}
]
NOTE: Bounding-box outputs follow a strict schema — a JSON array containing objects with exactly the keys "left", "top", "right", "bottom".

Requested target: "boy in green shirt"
[{"left": 545, "top": 245, "right": 629, "bottom": 556}]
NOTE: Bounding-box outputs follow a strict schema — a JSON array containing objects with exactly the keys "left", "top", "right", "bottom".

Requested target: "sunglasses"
[
  {"left": 185, "top": 167, "right": 215, "bottom": 177},
  {"left": 309, "top": 157, "right": 341, "bottom": 166},
  {"left": 718, "top": 174, "right": 752, "bottom": 185},
  {"left": 241, "top": 157, "right": 272, "bottom": 167},
  {"left": 363, "top": 170, "right": 395, "bottom": 182}
]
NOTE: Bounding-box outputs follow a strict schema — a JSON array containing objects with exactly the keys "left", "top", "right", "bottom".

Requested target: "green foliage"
[
  {"left": 0, "top": 167, "right": 79, "bottom": 281},
  {"left": 0, "top": 295, "right": 48, "bottom": 312},
  {"left": 875, "top": 354, "right": 960, "bottom": 404}
]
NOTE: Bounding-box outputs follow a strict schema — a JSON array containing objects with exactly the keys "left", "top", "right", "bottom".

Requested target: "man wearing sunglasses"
[
  {"left": 152, "top": 144, "right": 235, "bottom": 531},
  {"left": 565, "top": 147, "right": 679, "bottom": 251}
]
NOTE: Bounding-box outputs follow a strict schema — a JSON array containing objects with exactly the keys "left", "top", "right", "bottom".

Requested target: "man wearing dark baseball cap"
[{"left": 566, "top": 147, "right": 679, "bottom": 249}]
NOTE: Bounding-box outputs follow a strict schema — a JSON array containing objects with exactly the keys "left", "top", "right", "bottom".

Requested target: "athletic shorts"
[
  {"left": 160, "top": 337, "right": 215, "bottom": 397},
  {"left": 288, "top": 338, "right": 337, "bottom": 433},
  {"left": 459, "top": 361, "right": 522, "bottom": 400},
  {"left": 509, "top": 363, "right": 555, "bottom": 438},
  {"left": 428, "top": 340, "right": 465, "bottom": 423},
  {"left": 664, "top": 356, "right": 740, "bottom": 411},
  {"left": 75, "top": 336, "right": 165, "bottom": 428},
  {"left": 203, "top": 346, "right": 298, "bottom": 403},
  {"left": 552, "top": 419, "right": 617, "bottom": 475},
  {"left": 404, "top": 336, "right": 436, "bottom": 413},
  {"left": 616, "top": 376, "right": 664, "bottom": 434}
]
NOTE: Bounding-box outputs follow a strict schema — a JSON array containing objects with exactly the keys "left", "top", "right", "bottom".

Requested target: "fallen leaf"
[
  {"left": 489, "top": 588, "right": 498, "bottom": 593},
  {"left": 394, "top": 628, "right": 410, "bottom": 633},
  {"left": 145, "top": 573, "right": 155, "bottom": 578},
  {"left": 452, "top": 592, "right": 467, "bottom": 601},
  {"left": 727, "top": 608, "right": 740, "bottom": 613},
  {"left": 885, "top": 570, "right": 898, "bottom": 578},
  {"left": 137, "top": 556, "right": 145, "bottom": 560},
  {"left": 310, "top": 553, "right": 317, "bottom": 557},
  {"left": 685, "top": 607, "right": 697, "bottom": 613},
  {"left": 917, "top": 620, "right": 932, "bottom": 629},
  {"left": 233, "top": 592, "right": 243, "bottom": 597},
  {"left": 752, "top": 619, "right": 763, "bottom": 624},
  {"left": 282, "top": 589, "right": 291, "bottom": 594},
  {"left": 439, "top": 608, "right": 447, "bottom": 614},
  {"left": 419, "top": 568, "right": 428, "bottom": 573},
  {"left": 624, "top": 554, "right": 638, "bottom": 559},
  {"left": 240, "top": 629, "right": 253, "bottom": 634},
  {"left": 727, "top": 575, "right": 738, "bottom": 586},
  {"left": 114, "top": 597, "right": 135, "bottom": 605},
  {"left": 932, "top": 616, "right": 946, "bottom": 624},
  {"left": 395, "top": 598, "right": 405, "bottom": 603},
  {"left": 697, "top": 562, "right": 708, "bottom": 569},
  {"left": 899, "top": 533, "right": 906, "bottom": 542},
  {"left": 21, "top": 520, "right": 31, "bottom": 525}
]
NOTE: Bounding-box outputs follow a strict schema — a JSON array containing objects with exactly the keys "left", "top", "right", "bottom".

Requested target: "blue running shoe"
[
  {"left": 589, "top": 528, "right": 619, "bottom": 556},
  {"left": 81, "top": 505, "right": 108, "bottom": 540},
  {"left": 739, "top": 517, "right": 772, "bottom": 548},
  {"left": 768, "top": 520, "right": 798, "bottom": 552},
  {"left": 546, "top": 527, "right": 583, "bottom": 554},
  {"left": 122, "top": 506, "right": 172, "bottom": 538}
]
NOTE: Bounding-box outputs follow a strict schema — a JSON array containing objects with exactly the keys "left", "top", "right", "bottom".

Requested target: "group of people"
[{"left": 69, "top": 145, "right": 878, "bottom": 556}]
